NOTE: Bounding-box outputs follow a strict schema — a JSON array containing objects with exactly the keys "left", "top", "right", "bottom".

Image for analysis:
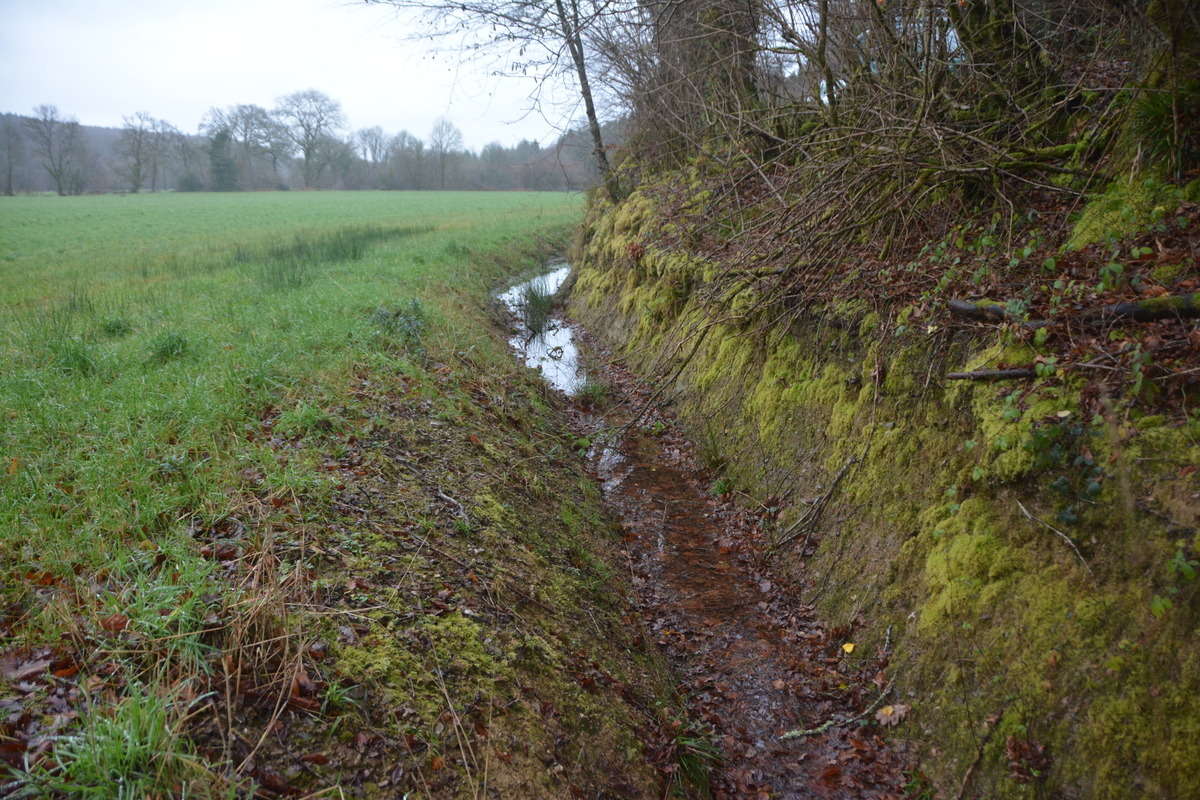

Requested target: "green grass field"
[
  {"left": 1, "top": 190, "right": 577, "bottom": 545},
  {"left": 0, "top": 191, "right": 585, "bottom": 796}
]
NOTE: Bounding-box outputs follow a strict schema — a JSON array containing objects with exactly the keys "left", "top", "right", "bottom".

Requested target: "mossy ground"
[
  {"left": 241, "top": 337, "right": 674, "bottom": 798},
  {"left": 571, "top": 186, "right": 1200, "bottom": 799}
]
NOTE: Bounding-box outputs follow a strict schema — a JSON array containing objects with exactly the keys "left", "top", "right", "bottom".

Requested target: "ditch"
[{"left": 502, "top": 269, "right": 915, "bottom": 799}]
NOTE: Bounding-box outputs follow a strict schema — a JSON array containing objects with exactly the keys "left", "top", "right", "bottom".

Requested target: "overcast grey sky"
[{"left": 0, "top": 0, "right": 567, "bottom": 150}]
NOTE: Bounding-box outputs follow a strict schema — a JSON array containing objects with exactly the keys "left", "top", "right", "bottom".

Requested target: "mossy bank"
[{"left": 570, "top": 188, "right": 1200, "bottom": 799}]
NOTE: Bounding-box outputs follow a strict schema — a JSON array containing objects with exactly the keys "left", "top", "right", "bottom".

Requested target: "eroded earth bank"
[{"left": 562, "top": 184, "right": 1200, "bottom": 800}]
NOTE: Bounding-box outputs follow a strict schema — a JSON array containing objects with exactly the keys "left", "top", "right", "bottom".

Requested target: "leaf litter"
[{"left": 565, "top": 323, "right": 917, "bottom": 799}]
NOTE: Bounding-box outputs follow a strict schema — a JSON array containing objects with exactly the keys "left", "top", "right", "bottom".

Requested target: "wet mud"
[{"left": 501, "top": 272, "right": 914, "bottom": 799}]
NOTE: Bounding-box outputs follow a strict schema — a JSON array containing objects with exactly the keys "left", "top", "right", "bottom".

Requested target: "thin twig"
[
  {"left": 946, "top": 368, "right": 1038, "bottom": 381},
  {"left": 956, "top": 722, "right": 997, "bottom": 800},
  {"left": 1017, "top": 501, "right": 1096, "bottom": 584},
  {"left": 775, "top": 456, "right": 856, "bottom": 549},
  {"left": 437, "top": 487, "right": 468, "bottom": 523},
  {"left": 781, "top": 687, "right": 892, "bottom": 739}
]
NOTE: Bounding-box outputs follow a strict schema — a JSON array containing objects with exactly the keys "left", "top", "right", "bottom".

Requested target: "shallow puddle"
[{"left": 498, "top": 264, "right": 585, "bottom": 395}]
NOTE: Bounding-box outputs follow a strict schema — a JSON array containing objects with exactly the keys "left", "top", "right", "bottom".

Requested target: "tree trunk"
[{"left": 555, "top": 0, "right": 618, "bottom": 199}]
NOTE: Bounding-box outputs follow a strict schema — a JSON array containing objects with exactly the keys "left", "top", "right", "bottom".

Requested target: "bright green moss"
[{"left": 570, "top": 186, "right": 1200, "bottom": 799}]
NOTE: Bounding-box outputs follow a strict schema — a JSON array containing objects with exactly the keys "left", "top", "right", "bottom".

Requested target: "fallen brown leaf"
[
  {"left": 874, "top": 703, "right": 910, "bottom": 727},
  {"left": 99, "top": 614, "right": 129, "bottom": 632}
]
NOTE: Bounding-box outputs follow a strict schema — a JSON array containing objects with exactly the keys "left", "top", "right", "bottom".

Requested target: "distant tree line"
[{"left": 0, "top": 89, "right": 599, "bottom": 195}]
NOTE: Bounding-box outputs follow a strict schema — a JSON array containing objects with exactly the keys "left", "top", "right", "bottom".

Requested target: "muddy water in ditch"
[{"left": 502, "top": 271, "right": 908, "bottom": 799}]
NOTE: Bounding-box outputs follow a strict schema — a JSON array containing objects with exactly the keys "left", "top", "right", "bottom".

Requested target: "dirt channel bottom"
[{"left": 562, "top": 325, "right": 917, "bottom": 800}]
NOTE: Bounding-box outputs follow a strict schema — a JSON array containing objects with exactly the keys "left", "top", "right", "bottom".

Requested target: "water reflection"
[{"left": 498, "top": 265, "right": 585, "bottom": 395}]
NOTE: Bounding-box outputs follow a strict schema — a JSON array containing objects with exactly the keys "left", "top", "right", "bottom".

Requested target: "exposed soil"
[{"left": 563, "top": 324, "right": 918, "bottom": 799}]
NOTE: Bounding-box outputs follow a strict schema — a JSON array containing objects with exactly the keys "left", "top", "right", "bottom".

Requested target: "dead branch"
[
  {"left": 946, "top": 368, "right": 1039, "bottom": 381},
  {"left": 1081, "top": 293, "right": 1199, "bottom": 324},
  {"left": 781, "top": 687, "right": 892, "bottom": 740},
  {"left": 775, "top": 455, "right": 856, "bottom": 550}
]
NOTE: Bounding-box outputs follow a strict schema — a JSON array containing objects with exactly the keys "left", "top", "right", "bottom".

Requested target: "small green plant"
[
  {"left": 1026, "top": 416, "right": 1105, "bottom": 527},
  {"left": 321, "top": 680, "right": 362, "bottom": 715},
  {"left": 1155, "top": 541, "right": 1200, "bottom": 619},
  {"left": 145, "top": 331, "right": 188, "bottom": 365},
  {"left": 1097, "top": 257, "right": 1125, "bottom": 292},
  {"left": 576, "top": 378, "right": 609, "bottom": 407},
  {"left": 1005, "top": 297, "right": 1029, "bottom": 318},
  {"left": 641, "top": 419, "right": 668, "bottom": 436},
  {"left": 710, "top": 477, "right": 733, "bottom": 496},
  {"left": 903, "top": 768, "right": 935, "bottom": 799},
  {"left": 670, "top": 721, "right": 721, "bottom": 794},
  {"left": 371, "top": 298, "right": 428, "bottom": 356},
  {"left": 1129, "top": 346, "right": 1156, "bottom": 401},
  {"left": 18, "top": 683, "right": 205, "bottom": 799},
  {"left": 519, "top": 278, "right": 556, "bottom": 335},
  {"left": 1167, "top": 543, "right": 1198, "bottom": 584},
  {"left": 1002, "top": 391, "right": 1023, "bottom": 422}
]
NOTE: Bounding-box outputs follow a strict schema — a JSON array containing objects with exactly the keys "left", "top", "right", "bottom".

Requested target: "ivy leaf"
[{"left": 1150, "top": 595, "right": 1173, "bottom": 619}]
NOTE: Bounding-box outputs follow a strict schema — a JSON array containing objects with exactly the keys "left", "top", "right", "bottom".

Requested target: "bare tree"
[
  {"left": 356, "top": 125, "right": 390, "bottom": 188},
  {"left": 147, "top": 118, "right": 178, "bottom": 191},
  {"left": 0, "top": 115, "right": 23, "bottom": 196},
  {"left": 204, "top": 104, "right": 288, "bottom": 188},
  {"left": 171, "top": 125, "right": 204, "bottom": 189},
  {"left": 113, "top": 111, "right": 156, "bottom": 192},
  {"left": 364, "top": 0, "right": 617, "bottom": 196},
  {"left": 24, "top": 104, "right": 88, "bottom": 195},
  {"left": 272, "top": 89, "right": 345, "bottom": 187},
  {"left": 325, "top": 134, "right": 359, "bottom": 187},
  {"left": 388, "top": 130, "right": 428, "bottom": 189},
  {"left": 356, "top": 126, "right": 390, "bottom": 166},
  {"left": 429, "top": 117, "right": 464, "bottom": 190}
]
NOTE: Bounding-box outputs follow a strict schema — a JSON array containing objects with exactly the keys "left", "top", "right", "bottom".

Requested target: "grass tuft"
[
  {"left": 146, "top": 331, "right": 188, "bottom": 365},
  {"left": 275, "top": 402, "right": 346, "bottom": 438},
  {"left": 50, "top": 339, "right": 97, "bottom": 376},
  {"left": 371, "top": 297, "right": 428, "bottom": 355},
  {"left": 99, "top": 316, "right": 133, "bottom": 338},
  {"left": 520, "top": 279, "right": 556, "bottom": 335},
  {"left": 576, "top": 378, "right": 609, "bottom": 407},
  {"left": 15, "top": 683, "right": 207, "bottom": 800}
]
